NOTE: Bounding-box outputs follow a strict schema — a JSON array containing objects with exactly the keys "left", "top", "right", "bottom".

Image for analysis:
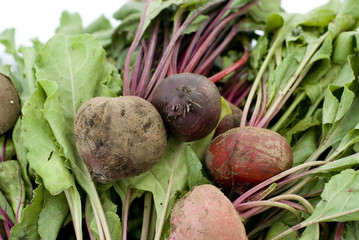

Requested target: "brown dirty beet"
[
  {"left": 74, "top": 96, "right": 167, "bottom": 183},
  {"left": 0, "top": 73, "right": 20, "bottom": 135}
]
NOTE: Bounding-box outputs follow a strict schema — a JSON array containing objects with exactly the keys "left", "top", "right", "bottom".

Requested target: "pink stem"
[
  {"left": 137, "top": 21, "right": 160, "bottom": 98},
  {"left": 178, "top": 20, "right": 209, "bottom": 73},
  {"left": 130, "top": 44, "right": 144, "bottom": 95},
  {"left": 194, "top": 20, "right": 244, "bottom": 75},
  {"left": 123, "top": 0, "right": 150, "bottom": 96}
]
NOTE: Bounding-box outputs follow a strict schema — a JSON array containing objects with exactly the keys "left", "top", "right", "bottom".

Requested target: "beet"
[
  {"left": 74, "top": 96, "right": 167, "bottom": 183},
  {"left": 205, "top": 126, "right": 293, "bottom": 195},
  {"left": 169, "top": 184, "right": 247, "bottom": 240},
  {"left": 151, "top": 73, "right": 221, "bottom": 142},
  {"left": 0, "top": 73, "right": 20, "bottom": 135}
]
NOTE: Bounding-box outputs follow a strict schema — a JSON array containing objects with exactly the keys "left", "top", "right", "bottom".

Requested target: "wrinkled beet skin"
[
  {"left": 169, "top": 184, "right": 247, "bottom": 240},
  {"left": 151, "top": 73, "right": 221, "bottom": 142},
  {"left": 74, "top": 96, "right": 167, "bottom": 183},
  {"left": 205, "top": 127, "right": 293, "bottom": 195}
]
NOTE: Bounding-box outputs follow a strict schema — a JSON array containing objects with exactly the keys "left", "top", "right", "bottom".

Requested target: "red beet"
[
  {"left": 151, "top": 73, "right": 221, "bottom": 142},
  {"left": 205, "top": 126, "right": 293, "bottom": 195}
]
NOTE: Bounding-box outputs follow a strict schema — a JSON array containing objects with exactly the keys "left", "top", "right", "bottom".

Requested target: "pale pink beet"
[{"left": 168, "top": 184, "right": 247, "bottom": 240}]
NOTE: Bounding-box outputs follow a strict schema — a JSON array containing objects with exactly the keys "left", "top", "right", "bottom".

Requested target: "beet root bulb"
[
  {"left": 205, "top": 126, "right": 293, "bottom": 195},
  {"left": 74, "top": 96, "right": 167, "bottom": 183},
  {"left": 151, "top": 73, "right": 221, "bottom": 142},
  {"left": 169, "top": 184, "right": 247, "bottom": 240},
  {"left": 0, "top": 73, "right": 20, "bottom": 135}
]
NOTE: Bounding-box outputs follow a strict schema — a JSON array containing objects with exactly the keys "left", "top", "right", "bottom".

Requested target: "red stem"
[
  {"left": 209, "top": 47, "right": 250, "bottom": 83},
  {"left": 334, "top": 222, "right": 345, "bottom": 240}
]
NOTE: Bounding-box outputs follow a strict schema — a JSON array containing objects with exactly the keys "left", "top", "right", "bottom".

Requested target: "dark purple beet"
[{"left": 151, "top": 73, "right": 221, "bottom": 142}]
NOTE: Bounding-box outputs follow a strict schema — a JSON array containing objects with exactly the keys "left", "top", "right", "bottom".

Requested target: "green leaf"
[
  {"left": 0, "top": 160, "right": 25, "bottom": 222},
  {"left": 38, "top": 191, "right": 69, "bottom": 240},
  {"left": 264, "top": 222, "right": 297, "bottom": 240},
  {"left": 291, "top": 128, "right": 319, "bottom": 167},
  {"left": 122, "top": 138, "right": 189, "bottom": 232},
  {"left": 113, "top": 1, "right": 144, "bottom": 21},
  {"left": 298, "top": 224, "right": 320, "bottom": 240},
  {"left": 303, "top": 169, "right": 359, "bottom": 224},
  {"left": 342, "top": 221, "right": 359, "bottom": 239},
  {"left": 12, "top": 119, "right": 33, "bottom": 202},
  {"left": 56, "top": 11, "right": 83, "bottom": 35},
  {"left": 21, "top": 86, "right": 74, "bottom": 195},
  {"left": 10, "top": 183, "right": 44, "bottom": 240},
  {"left": 184, "top": 145, "right": 211, "bottom": 189},
  {"left": 0, "top": 28, "right": 24, "bottom": 72}
]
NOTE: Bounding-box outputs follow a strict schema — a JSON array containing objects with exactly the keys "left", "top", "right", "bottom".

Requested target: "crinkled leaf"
[
  {"left": 38, "top": 190, "right": 69, "bottom": 240},
  {"left": 0, "top": 160, "right": 25, "bottom": 222},
  {"left": 10, "top": 183, "right": 44, "bottom": 240},
  {"left": 21, "top": 86, "right": 74, "bottom": 195},
  {"left": 12, "top": 120, "right": 33, "bottom": 202}
]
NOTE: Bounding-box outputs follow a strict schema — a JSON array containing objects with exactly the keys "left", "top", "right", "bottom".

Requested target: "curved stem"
[
  {"left": 232, "top": 161, "right": 326, "bottom": 208},
  {"left": 209, "top": 47, "right": 250, "bottom": 83},
  {"left": 238, "top": 200, "right": 302, "bottom": 222}
]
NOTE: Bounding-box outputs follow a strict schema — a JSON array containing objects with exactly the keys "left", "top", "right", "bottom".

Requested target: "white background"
[{"left": 0, "top": 0, "right": 329, "bottom": 64}]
